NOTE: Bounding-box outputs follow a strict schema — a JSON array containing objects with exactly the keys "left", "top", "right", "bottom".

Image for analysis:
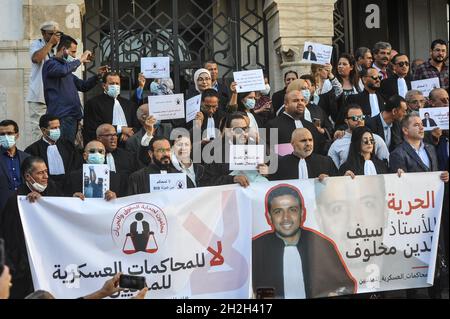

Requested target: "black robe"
[
  {"left": 109, "top": 147, "right": 140, "bottom": 175},
  {"left": 338, "top": 156, "right": 389, "bottom": 176},
  {"left": 267, "top": 113, "right": 326, "bottom": 155},
  {"left": 252, "top": 229, "right": 355, "bottom": 298},
  {"left": 0, "top": 181, "right": 63, "bottom": 299},
  {"left": 127, "top": 163, "right": 204, "bottom": 195},
  {"left": 64, "top": 168, "right": 127, "bottom": 198},
  {"left": 82, "top": 93, "right": 140, "bottom": 146},
  {"left": 379, "top": 75, "right": 412, "bottom": 101},
  {"left": 269, "top": 153, "right": 338, "bottom": 181},
  {"left": 24, "top": 138, "right": 82, "bottom": 187},
  {"left": 346, "top": 90, "right": 386, "bottom": 118}
]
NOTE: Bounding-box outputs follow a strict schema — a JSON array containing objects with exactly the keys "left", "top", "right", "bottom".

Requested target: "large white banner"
[
  {"left": 18, "top": 173, "right": 444, "bottom": 298},
  {"left": 18, "top": 185, "right": 252, "bottom": 299}
]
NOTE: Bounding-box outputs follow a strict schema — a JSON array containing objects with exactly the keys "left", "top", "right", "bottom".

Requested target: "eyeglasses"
[
  {"left": 98, "top": 133, "right": 117, "bottom": 138},
  {"left": 409, "top": 99, "right": 426, "bottom": 105},
  {"left": 395, "top": 61, "right": 409, "bottom": 67},
  {"left": 362, "top": 138, "right": 375, "bottom": 145},
  {"left": 155, "top": 148, "right": 171, "bottom": 154},
  {"left": 88, "top": 148, "right": 105, "bottom": 154},
  {"left": 232, "top": 126, "right": 250, "bottom": 134},
  {"left": 0, "top": 131, "right": 16, "bottom": 136},
  {"left": 368, "top": 75, "right": 383, "bottom": 81},
  {"left": 346, "top": 115, "right": 366, "bottom": 121}
]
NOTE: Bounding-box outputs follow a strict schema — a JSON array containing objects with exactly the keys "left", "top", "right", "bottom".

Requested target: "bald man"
[
  {"left": 96, "top": 124, "right": 139, "bottom": 175},
  {"left": 64, "top": 140, "right": 126, "bottom": 197},
  {"left": 125, "top": 103, "right": 172, "bottom": 166},
  {"left": 267, "top": 90, "right": 325, "bottom": 154},
  {"left": 429, "top": 88, "right": 449, "bottom": 107},
  {"left": 270, "top": 128, "right": 337, "bottom": 181}
]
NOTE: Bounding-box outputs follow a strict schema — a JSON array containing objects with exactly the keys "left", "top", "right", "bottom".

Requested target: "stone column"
[
  {"left": 0, "top": 0, "right": 85, "bottom": 149},
  {"left": 264, "top": 0, "right": 336, "bottom": 92}
]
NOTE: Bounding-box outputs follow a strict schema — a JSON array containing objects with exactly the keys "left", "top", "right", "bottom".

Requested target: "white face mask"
[{"left": 28, "top": 176, "right": 47, "bottom": 193}]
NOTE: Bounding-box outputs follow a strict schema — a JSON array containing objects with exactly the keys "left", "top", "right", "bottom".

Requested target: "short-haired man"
[
  {"left": 0, "top": 120, "right": 30, "bottom": 212},
  {"left": 379, "top": 53, "right": 411, "bottom": 99},
  {"left": 0, "top": 157, "right": 63, "bottom": 299},
  {"left": 204, "top": 60, "right": 230, "bottom": 108},
  {"left": 270, "top": 128, "right": 337, "bottom": 181},
  {"left": 372, "top": 41, "right": 393, "bottom": 80},
  {"left": 252, "top": 184, "right": 355, "bottom": 298},
  {"left": 271, "top": 70, "right": 299, "bottom": 114},
  {"left": 366, "top": 95, "right": 407, "bottom": 152},
  {"left": 405, "top": 90, "right": 427, "bottom": 112},
  {"left": 346, "top": 67, "right": 386, "bottom": 118},
  {"left": 389, "top": 112, "right": 448, "bottom": 183},
  {"left": 428, "top": 88, "right": 449, "bottom": 107},
  {"left": 83, "top": 72, "right": 140, "bottom": 147},
  {"left": 413, "top": 39, "right": 448, "bottom": 90},
  {"left": 24, "top": 114, "right": 81, "bottom": 188},
  {"left": 26, "top": 21, "right": 60, "bottom": 146},
  {"left": 355, "top": 47, "right": 373, "bottom": 73},
  {"left": 328, "top": 104, "right": 389, "bottom": 168},
  {"left": 42, "top": 35, "right": 109, "bottom": 142}
]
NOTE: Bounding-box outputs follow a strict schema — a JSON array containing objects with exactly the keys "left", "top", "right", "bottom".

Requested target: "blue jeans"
[{"left": 60, "top": 116, "right": 78, "bottom": 143}]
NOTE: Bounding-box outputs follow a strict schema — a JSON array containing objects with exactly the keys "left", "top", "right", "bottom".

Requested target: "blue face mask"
[
  {"left": 87, "top": 153, "right": 105, "bottom": 165},
  {"left": 0, "top": 135, "right": 16, "bottom": 149},
  {"left": 244, "top": 98, "right": 256, "bottom": 109},
  {"left": 48, "top": 128, "right": 61, "bottom": 142},
  {"left": 301, "top": 90, "right": 311, "bottom": 103},
  {"left": 106, "top": 85, "right": 120, "bottom": 99}
]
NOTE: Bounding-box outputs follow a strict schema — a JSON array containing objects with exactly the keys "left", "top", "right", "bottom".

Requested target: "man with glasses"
[
  {"left": 328, "top": 104, "right": 389, "bottom": 169},
  {"left": 0, "top": 120, "right": 30, "bottom": 213},
  {"left": 347, "top": 67, "right": 386, "bottom": 118},
  {"left": 96, "top": 124, "right": 138, "bottom": 176},
  {"left": 127, "top": 137, "right": 179, "bottom": 195},
  {"left": 405, "top": 90, "right": 427, "bottom": 112},
  {"left": 64, "top": 140, "right": 123, "bottom": 199},
  {"left": 380, "top": 53, "right": 412, "bottom": 99},
  {"left": 0, "top": 156, "right": 63, "bottom": 299},
  {"left": 413, "top": 39, "right": 448, "bottom": 90},
  {"left": 26, "top": 21, "right": 61, "bottom": 146}
]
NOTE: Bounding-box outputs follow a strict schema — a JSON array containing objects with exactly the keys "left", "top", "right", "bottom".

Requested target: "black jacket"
[
  {"left": 365, "top": 114, "right": 403, "bottom": 152},
  {"left": 346, "top": 90, "right": 385, "bottom": 118}
]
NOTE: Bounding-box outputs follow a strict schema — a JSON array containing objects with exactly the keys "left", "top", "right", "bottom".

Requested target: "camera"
[{"left": 119, "top": 274, "right": 146, "bottom": 290}]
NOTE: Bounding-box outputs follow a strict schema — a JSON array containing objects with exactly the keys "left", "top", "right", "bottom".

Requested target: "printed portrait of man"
[{"left": 252, "top": 184, "right": 356, "bottom": 299}]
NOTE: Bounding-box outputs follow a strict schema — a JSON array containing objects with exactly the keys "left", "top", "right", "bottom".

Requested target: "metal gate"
[{"left": 82, "top": 0, "right": 268, "bottom": 99}]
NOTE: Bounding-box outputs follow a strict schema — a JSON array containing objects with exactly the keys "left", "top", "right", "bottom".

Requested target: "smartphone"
[
  {"left": 0, "top": 238, "right": 5, "bottom": 275},
  {"left": 119, "top": 274, "right": 146, "bottom": 290},
  {"left": 313, "top": 118, "right": 321, "bottom": 127},
  {"left": 256, "top": 287, "right": 275, "bottom": 299}
]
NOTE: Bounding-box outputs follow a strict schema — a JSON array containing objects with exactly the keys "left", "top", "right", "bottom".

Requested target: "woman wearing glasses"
[{"left": 339, "top": 126, "right": 388, "bottom": 178}]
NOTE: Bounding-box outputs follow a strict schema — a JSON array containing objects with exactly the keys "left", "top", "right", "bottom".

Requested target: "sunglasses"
[
  {"left": 368, "top": 75, "right": 383, "bottom": 81},
  {"left": 347, "top": 115, "right": 366, "bottom": 121},
  {"left": 362, "top": 138, "right": 375, "bottom": 145},
  {"left": 395, "top": 61, "right": 409, "bottom": 67}
]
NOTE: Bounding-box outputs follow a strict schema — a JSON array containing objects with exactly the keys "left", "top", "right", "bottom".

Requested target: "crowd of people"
[{"left": 0, "top": 20, "right": 448, "bottom": 299}]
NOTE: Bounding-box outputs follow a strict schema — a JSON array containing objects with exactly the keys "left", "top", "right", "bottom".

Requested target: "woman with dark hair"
[
  {"left": 339, "top": 126, "right": 388, "bottom": 177},
  {"left": 236, "top": 91, "right": 265, "bottom": 130},
  {"left": 336, "top": 53, "right": 361, "bottom": 97}
]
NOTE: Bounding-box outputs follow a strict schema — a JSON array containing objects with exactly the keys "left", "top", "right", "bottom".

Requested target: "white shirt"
[
  {"left": 369, "top": 93, "right": 380, "bottom": 117},
  {"left": 27, "top": 39, "right": 54, "bottom": 103},
  {"left": 247, "top": 112, "right": 259, "bottom": 131},
  {"left": 413, "top": 142, "right": 430, "bottom": 169},
  {"left": 328, "top": 131, "right": 389, "bottom": 168},
  {"left": 43, "top": 138, "right": 65, "bottom": 175},
  {"left": 397, "top": 78, "right": 408, "bottom": 98},
  {"left": 283, "top": 112, "right": 303, "bottom": 128},
  {"left": 206, "top": 117, "right": 216, "bottom": 140},
  {"left": 364, "top": 160, "right": 378, "bottom": 176},
  {"left": 106, "top": 153, "right": 117, "bottom": 172},
  {"left": 298, "top": 158, "right": 308, "bottom": 179},
  {"left": 112, "top": 98, "right": 128, "bottom": 133},
  {"left": 283, "top": 246, "right": 306, "bottom": 299}
]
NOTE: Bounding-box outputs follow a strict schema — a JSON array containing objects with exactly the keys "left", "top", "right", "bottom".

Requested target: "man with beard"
[
  {"left": 270, "top": 128, "right": 337, "bottom": 181},
  {"left": 128, "top": 137, "right": 190, "bottom": 195},
  {"left": 413, "top": 39, "right": 448, "bottom": 90},
  {"left": 346, "top": 67, "right": 386, "bottom": 118}
]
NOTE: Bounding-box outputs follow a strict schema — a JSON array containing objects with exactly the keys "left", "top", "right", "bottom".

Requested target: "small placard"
[
  {"left": 82, "top": 164, "right": 110, "bottom": 198},
  {"left": 148, "top": 94, "right": 185, "bottom": 120},
  {"left": 149, "top": 173, "right": 187, "bottom": 192},
  {"left": 233, "top": 69, "right": 266, "bottom": 93},
  {"left": 141, "top": 57, "right": 170, "bottom": 79},
  {"left": 301, "top": 41, "right": 333, "bottom": 65},
  {"left": 229, "top": 145, "right": 265, "bottom": 171}
]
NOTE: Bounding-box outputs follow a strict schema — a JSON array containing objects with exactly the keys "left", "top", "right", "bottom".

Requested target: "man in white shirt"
[
  {"left": 26, "top": 21, "right": 60, "bottom": 146},
  {"left": 328, "top": 104, "right": 389, "bottom": 168}
]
